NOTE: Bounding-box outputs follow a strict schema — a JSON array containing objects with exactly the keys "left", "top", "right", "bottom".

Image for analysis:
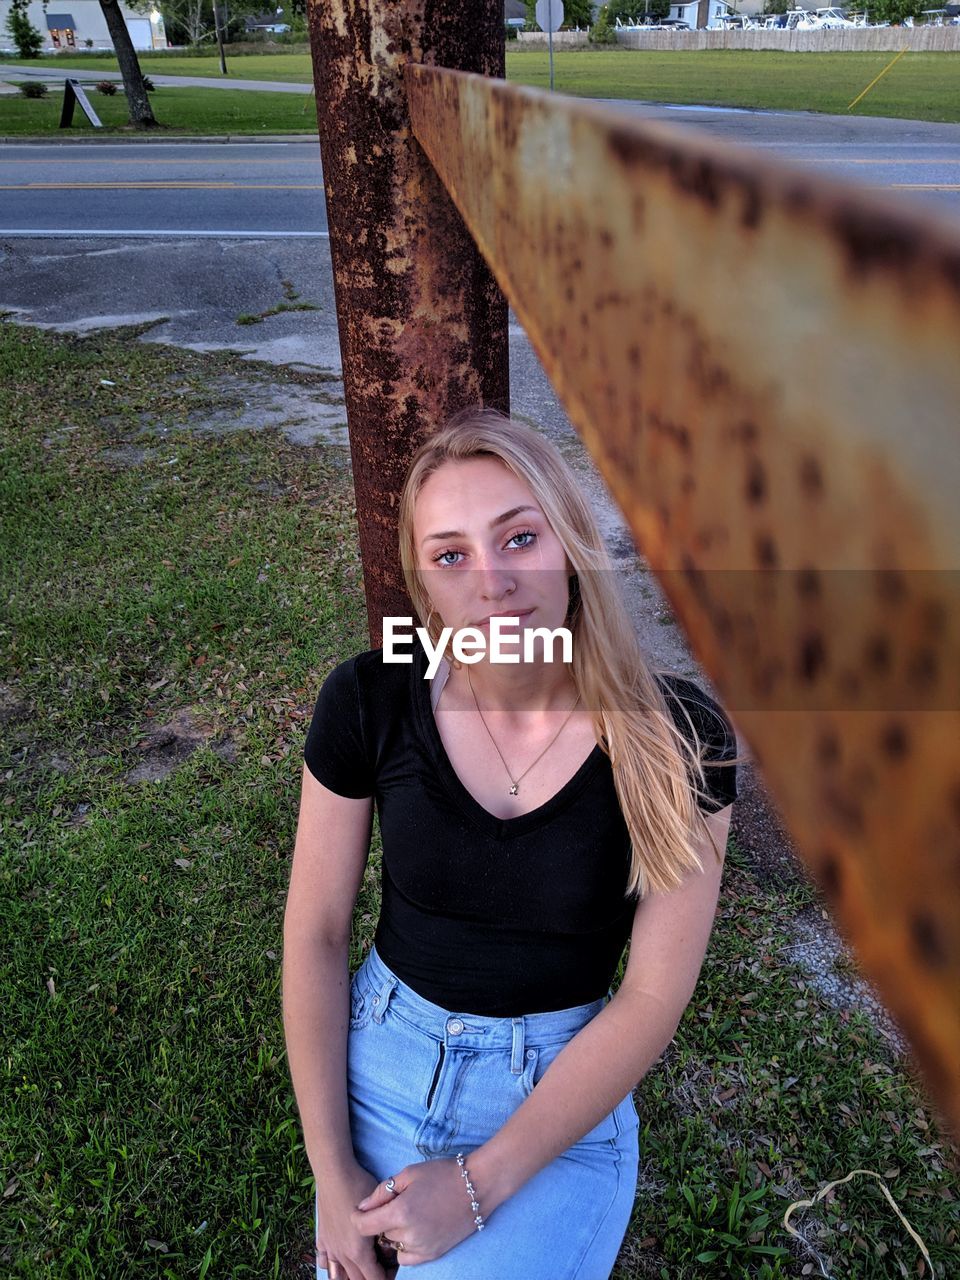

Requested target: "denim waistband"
[{"left": 356, "top": 945, "right": 607, "bottom": 1072}]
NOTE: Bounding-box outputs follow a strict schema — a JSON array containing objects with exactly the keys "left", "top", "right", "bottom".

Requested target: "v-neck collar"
[{"left": 411, "top": 648, "right": 604, "bottom": 839}]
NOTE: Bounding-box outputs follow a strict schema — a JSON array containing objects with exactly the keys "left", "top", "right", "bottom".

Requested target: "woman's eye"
[
  {"left": 507, "top": 530, "right": 537, "bottom": 550},
  {"left": 433, "top": 549, "right": 463, "bottom": 566}
]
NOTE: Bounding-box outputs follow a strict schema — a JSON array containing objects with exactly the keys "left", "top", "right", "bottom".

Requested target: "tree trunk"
[{"left": 98, "top": 0, "right": 158, "bottom": 128}]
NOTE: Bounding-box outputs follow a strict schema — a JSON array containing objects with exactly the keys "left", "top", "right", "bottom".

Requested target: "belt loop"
[
  {"left": 372, "top": 974, "right": 397, "bottom": 1024},
  {"left": 510, "top": 1017, "right": 524, "bottom": 1075}
]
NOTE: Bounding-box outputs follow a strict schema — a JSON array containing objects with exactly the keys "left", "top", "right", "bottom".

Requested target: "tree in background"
[
  {"left": 96, "top": 0, "right": 158, "bottom": 126},
  {"left": 608, "top": 0, "right": 672, "bottom": 23},
  {"left": 866, "top": 0, "right": 924, "bottom": 19},
  {"left": 588, "top": 2, "right": 617, "bottom": 39},
  {"left": 524, "top": 0, "right": 595, "bottom": 29},
  {"left": 5, "top": 4, "right": 44, "bottom": 56},
  {"left": 762, "top": 0, "right": 788, "bottom": 13},
  {"left": 7, "top": 0, "right": 157, "bottom": 124}
]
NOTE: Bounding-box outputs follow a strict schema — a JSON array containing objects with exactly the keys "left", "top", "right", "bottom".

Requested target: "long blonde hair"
[{"left": 398, "top": 408, "right": 739, "bottom": 896}]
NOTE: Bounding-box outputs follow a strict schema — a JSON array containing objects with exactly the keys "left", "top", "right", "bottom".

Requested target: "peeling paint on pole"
[{"left": 306, "top": 1, "right": 509, "bottom": 645}]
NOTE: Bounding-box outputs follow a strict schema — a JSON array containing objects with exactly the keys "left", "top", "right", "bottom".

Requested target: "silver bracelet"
[{"left": 455, "top": 1151, "right": 485, "bottom": 1231}]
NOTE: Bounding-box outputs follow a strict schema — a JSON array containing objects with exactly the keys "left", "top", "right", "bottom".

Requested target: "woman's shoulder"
[
  {"left": 653, "top": 671, "right": 737, "bottom": 754},
  {"left": 319, "top": 647, "right": 416, "bottom": 707}
]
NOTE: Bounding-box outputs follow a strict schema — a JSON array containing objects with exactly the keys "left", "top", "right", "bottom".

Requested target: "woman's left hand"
[{"left": 350, "top": 1159, "right": 479, "bottom": 1265}]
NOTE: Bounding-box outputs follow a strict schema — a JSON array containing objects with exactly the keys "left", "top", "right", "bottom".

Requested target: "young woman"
[{"left": 283, "top": 409, "right": 740, "bottom": 1280}]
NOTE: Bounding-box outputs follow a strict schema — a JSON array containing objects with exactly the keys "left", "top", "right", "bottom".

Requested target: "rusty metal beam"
[
  {"left": 407, "top": 64, "right": 960, "bottom": 1132},
  {"left": 307, "top": 3, "right": 509, "bottom": 644}
]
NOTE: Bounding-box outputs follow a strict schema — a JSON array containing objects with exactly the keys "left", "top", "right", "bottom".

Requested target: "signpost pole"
[
  {"left": 548, "top": 8, "right": 554, "bottom": 90},
  {"left": 535, "top": 0, "right": 563, "bottom": 90}
]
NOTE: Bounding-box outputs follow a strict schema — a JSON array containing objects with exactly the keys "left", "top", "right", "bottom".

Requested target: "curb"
[{"left": 0, "top": 133, "right": 317, "bottom": 145}]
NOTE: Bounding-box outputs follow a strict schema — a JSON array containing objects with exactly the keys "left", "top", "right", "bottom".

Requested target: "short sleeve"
[
  {"left": 303, "top": 657, "right": 374, "bottom": 798},
  {"left": 657, "top": 674, "right": 739, "bottom": 813}
]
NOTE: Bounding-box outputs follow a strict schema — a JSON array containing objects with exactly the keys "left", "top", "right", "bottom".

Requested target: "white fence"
[{"left": 517, "top": 27, "right": 960, "bottom": 50}]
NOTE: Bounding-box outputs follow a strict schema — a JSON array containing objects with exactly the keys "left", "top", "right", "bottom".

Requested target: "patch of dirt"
[
  {"left": 0, "top": 681, "right": 31, "bottom": 727},
  {"left": 125, "top": 708, "right": 236, "bottom": 784},
  {"left": 128, "top": 372, "right": 349, "bottom": 448},
  {"left": 97, "top": 444, "right": 157, "bottom": 468},
  {"left": 730, "top": 763, "right": 809, "bottom": 891},
  {"left": 782, "top": 908, "right": 907, "bottom": 1056}
]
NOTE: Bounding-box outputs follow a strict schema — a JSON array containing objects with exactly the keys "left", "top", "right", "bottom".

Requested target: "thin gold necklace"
[{"left": 466, "top": 669, "right": 582, "bottom": 796}]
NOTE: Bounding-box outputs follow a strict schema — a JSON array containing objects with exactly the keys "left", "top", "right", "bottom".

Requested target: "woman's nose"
[{"left": 475, "top": 556, "right": 516, "bottom": 601}]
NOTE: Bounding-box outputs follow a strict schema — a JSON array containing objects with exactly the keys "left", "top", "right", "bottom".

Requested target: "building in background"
[{"left": 0, "top": 0, "right": 167, "bottom": 51}]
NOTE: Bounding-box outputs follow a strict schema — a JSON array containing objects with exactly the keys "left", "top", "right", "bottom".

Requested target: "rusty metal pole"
[{"left": 306, "top": 0, "right": 509, "bottom": 646}]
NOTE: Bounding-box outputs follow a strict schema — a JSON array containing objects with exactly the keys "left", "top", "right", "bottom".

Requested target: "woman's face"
[{"left": 412, "top": 457, "right": 573, "bottom": 647}]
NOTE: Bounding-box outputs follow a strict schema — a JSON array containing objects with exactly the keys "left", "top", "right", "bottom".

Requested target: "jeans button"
[
  {"left": 526, "top": 1049, "right": 536, "bottom": 1059},
  {"left": 447, "top": 1018, "right": 464, "bottom": 1035},
  {"left": 372, "top": 996, "right": 380, "bottom": 1006}
]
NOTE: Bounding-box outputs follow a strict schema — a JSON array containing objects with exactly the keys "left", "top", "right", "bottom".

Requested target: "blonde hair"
[{"left": 398, "top": 408, "right": 739, "bottom": 897}]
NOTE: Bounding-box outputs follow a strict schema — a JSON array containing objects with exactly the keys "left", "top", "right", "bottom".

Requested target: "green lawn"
[
  {"left": 0, "top": 86, "right": 318, "bottom": 135},
  {"left": 5, "top": 48, "right": 960, "bottom": 124},
  {"left": 2, "top": 318, "right": 958, "bottom": 1278}
]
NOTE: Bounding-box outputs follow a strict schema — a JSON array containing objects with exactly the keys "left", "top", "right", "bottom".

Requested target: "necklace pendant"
[{"left": 509, "top": 783, "right": 519, "bottom": 796}]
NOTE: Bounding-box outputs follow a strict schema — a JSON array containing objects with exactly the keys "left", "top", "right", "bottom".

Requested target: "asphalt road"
[{"left": 1, "top": 102, "right": 960, "bottom": 235}]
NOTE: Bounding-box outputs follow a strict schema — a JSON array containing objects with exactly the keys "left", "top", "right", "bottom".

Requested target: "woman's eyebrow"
[{"left": 421, "top": 505, "right": 539, "bottom": 545}]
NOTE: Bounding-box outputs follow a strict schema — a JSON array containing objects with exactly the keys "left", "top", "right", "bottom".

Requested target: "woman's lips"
[{"left": 472, "top": 609, "right": 534, "bottom": 628}]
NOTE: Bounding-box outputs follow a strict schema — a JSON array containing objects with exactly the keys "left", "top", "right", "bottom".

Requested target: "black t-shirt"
[{"left": 304, "top": 647, "right": 738, "bottom": 1016}]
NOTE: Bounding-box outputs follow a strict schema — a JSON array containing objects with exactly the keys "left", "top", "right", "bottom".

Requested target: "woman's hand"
[
  {"left": 351, "top": 1159, "right": 478, "bottom": 1266},
  {"left": 315, "top": 1161, "right": 389, "bottom": 1280}
]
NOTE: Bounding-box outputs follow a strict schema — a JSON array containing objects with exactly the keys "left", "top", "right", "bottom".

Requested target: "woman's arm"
[
  {"left": 352, "top": 805, "right": 732, "bottom": 1262},
  {"left": 282, "top": 765, "right": 386, "bottom": 1280}
]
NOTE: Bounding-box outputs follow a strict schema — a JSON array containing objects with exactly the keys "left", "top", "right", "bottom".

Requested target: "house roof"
[{"left": 46, "top": 13, "right": 76, "bottom": 27}]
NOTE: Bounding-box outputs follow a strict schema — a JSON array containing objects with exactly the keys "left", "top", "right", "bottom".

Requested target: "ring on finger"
[
  {"left": 384, "top": 1176, "right": 398, "bottom": 1195},
  {"left": 377, "top": 1231, "right": 405, "bottom": 1251}
]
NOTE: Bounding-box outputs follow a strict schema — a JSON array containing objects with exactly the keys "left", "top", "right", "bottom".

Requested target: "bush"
[
  {"left": 5, "top": 8, "right": 45, "bottom": 58},
  {"left": 866, "top": 0, "right": 924, "bottom": 19},
  {"left": 18, "top": 80, "right": 49, "bottom": 98},
  {"left": 589, "top": 4, "right": 617, "bottom": 43},
  {"left": 142, "top": 75, "right": 155, "bottom": 91},
  {"left": 96, "top": 79, "right": 118, "bottom": 96}
]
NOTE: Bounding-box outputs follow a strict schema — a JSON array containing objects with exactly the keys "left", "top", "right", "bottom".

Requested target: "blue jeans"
[{"left": 315, "top": 946, "right": 640, "bottom": 1280}]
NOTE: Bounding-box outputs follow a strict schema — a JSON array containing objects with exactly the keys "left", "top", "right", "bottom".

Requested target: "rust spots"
[
  {"left": 648, "top": 412, "right": 691, "bottom": 455},
  {"left": 823, "top": 784, "right": 865, "bottom": 835},
  {"left": 819, "top": 849, "right": 843, "bottom": 897},
  {"left": 817, "top": 729, "right": 841, "bottom": 766},
  {"left": 919, "top": 598, "right": 948, "bottom": 637},
  {"left": 731, "top": 419, "right": 758, "bottom": 445},
  {"left": 911, "top": 912, "right": 949, "bottom": 969},
  {"left": 880, "top": 720, "right": 909, "bottom": 760},
  {"left": 798, "top": 632, "right": 827, "bottom": 682},
  {"left": 863, "top": 634, "right": 890, "bottom": 675},
  {"left": 745, "top": 458, "right": 766, "bottom": 505},
  {"left": 799, "top": 453, "right": 823, "bottom": 497},
  {"left": 735, "top": 173, "right": 763, "bottom": 231},
  {"left": 907, "top": 647, "right": 938, "bottom": 689},
  {"left": 755, "top": 534, "right": 778, "bottom": 569},
  {"left": 876, "top": 569, "right": 907, "bottom": 605},
  {"left": 830, "top": 202, "right": 923, "bottom": 285},
  {"left": 797, "top": 568, "right": 821, "bottom": 601}
]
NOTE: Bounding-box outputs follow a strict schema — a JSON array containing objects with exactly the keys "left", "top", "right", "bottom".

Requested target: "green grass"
[
  {"left": 0, "top": 85, "right": 318, "bottom": 135},
  {"left": 10, "top": 48, "right": 960, "bottom": 124},
  {"left": 2, "top": 320, "right": 958, "bottom": 1278}
]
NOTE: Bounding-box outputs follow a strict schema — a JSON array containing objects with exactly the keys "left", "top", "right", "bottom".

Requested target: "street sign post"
[
  {"left": 535, "top": 0, "right": 564, "bottom": 91},
  {"left": 59, "top": 79, "right": 103, "bottom": 129}
]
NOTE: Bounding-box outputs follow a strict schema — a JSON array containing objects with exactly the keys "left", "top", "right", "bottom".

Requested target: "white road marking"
[{"left": 0, "top": 229, "right": 330, "bottom": 238}]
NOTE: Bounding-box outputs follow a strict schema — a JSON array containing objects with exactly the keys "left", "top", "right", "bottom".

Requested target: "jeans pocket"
[{"left": 348, "top": 970, "right": 373, "bottom": 1030}]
